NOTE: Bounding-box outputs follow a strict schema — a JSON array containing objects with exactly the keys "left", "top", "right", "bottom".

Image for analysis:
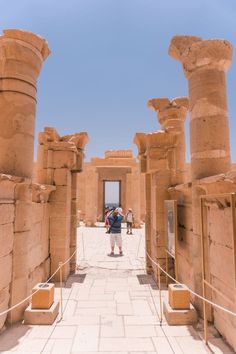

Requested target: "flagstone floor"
[{"left": 0, "top": 225, "right": 234, "bottom": 353}]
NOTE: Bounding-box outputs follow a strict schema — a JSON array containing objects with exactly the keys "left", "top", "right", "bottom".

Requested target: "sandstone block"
[
  {"left": 31, "top": 203, "right": 44, "bottom": 224},
  {"left": 28, "top": 244, "right": 43, "bottom": 271},
  {"left": 0, "top": 223, "right": 14, "bottom": 257},
  {"left": 14, "top": 201, "right": 32, "bottom": 232},
  {"left": 0, "top": 180, "right": 15, "bottom": 200},
  {"left": 8, "top": 276, "right": 29, "bottom": 322},
  {"left": 24, "top": 300, "right": 59, "bottom": 325},
  {"left": 0, "top": 254, "right": 12, "bottom": 289},
  {"left": 53, "top": 168, "right": 71, "bottom": 186},
  {"left": 49, "top": 202, "right": 71, "bottom": 217},
  {"left": 0, "top": 204, "right": 14, "bottom": 225},
  {"left": 163, "top": 298, "right": 197, "bottom": 325},
  {"left": 50, "top": 186, "right": 71, "bottom": 203},
  {"left": 52, "top": 150, "right": 77, "bottom": 169},
  {"left": 31, "top": 283, "right": 54, "bottom": 309},
  {"left": 168, "top": 283, "right": 190, "bottom": 310},
  {"left": 14, "top": 183, "right": 31, "bottom": 201},
  {"left": 0, "top": 286, "right": 10, "bottom": 329},
  {"left": 49, "top": 216, "right": 70, "bottom": 237}
]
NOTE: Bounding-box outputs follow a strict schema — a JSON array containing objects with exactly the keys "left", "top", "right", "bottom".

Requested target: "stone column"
[
  {"left": 134, "top": 133, "right": 152, "bottom": 273},
  {"left": 0, "top": 29, "right": 50, "bottom": 178},
  {"left": 148, "top": 97, "right": 189, "bottom": 184},
  {"left": 169, "top": 36, "right": 232, "bottom": 180}
]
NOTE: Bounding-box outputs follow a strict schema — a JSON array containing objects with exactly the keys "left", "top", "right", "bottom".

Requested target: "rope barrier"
[
  {"left": 0, "top": 265, "right": 60, "bottom": 318},
  {"left": 1, "top": 231, "right": 236, "bottom": 325},
  {"left": 146, "top": 251, "right": 236, "bottom": 317},
  {"left": 0, "top": 247, "right": 78, "bottom": 318}
]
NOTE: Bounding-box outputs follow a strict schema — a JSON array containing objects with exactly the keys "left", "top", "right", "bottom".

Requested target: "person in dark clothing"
[{"left": 107, "top": 209, "right": 123, "bottom": 256}]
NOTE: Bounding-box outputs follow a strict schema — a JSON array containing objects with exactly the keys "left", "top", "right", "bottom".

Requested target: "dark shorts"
[{"left": 127, "top": 222, "right": 132, "bottom": 227}]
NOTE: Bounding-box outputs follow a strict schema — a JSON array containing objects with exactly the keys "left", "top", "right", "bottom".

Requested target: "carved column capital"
[
  {"left": 169, "top": 35, "right": 233, "bottom": 78},
  {"left": 147, "top": 97, "right": 189, "bottom": 133}
]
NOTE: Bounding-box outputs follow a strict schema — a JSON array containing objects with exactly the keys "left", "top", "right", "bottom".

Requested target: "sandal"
[
  {"left": 119, "top": 251, "right": 123, "bottom": 256},
  {"left": 108, "top": 252, "right": 114, "bottom": 257}
]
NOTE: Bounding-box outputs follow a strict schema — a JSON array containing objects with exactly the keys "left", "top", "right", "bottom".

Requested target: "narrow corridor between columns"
[{"left": 0, "top": 225, "right": 233, "bottom": 354}]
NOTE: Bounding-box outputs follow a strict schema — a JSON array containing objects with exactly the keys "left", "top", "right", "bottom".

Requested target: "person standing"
[
  {"left": 107, "top": 208, "right": 123, "bottom": 256},
  {"left": 126, "top": 208, "right": 134, "bottom": 235}
]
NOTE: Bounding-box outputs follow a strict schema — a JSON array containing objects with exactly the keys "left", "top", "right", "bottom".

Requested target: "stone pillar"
[
  {"left": 148, "top": 97, "right": 189, "bottom": 184},
  {"left": 0, "top": 29, "right": 50, "bottom": 178},
  {"left": 169, "top": 36, "right": 232, "bottom": 180},
  {"left": 36, "top": 128, "right": 88, "bottom": 281},
  {"left": 134, "top": 133, "right": 152, "bottom": 273}
]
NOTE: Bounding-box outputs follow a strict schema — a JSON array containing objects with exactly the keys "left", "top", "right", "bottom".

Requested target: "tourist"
[
  {"left": 107, "top": 208, "right": 123, "bottom": 256},
  {"left": 116, "top": 204, "right": 124, "bottom": 216},
  {"left": 104, "top": 207, "right": 113, "bottom": 233},
  {"left": 126, "top": 208, "right": 134, "bottom": 234}
]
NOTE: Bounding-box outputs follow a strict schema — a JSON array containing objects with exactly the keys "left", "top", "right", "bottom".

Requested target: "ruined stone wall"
[
  {"left": 0, "top": 176, "right": 53, "bottom": 325},
  {"left": 203, "top": 198, "right": 236, "bottom": 349}
]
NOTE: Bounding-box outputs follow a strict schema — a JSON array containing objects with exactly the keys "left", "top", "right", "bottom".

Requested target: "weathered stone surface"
[
  {"left": 24, "top": 300, "right": 59, "bottom": 325},
  {"left": 163, "top": 298, "right": 198, "bottom": 325},
  {"left": 0, "top": 29, "right": 50, "bottom": 178},
  {"left": 14, "top": 201, "right": 32, "bottom": 232},
  {"left": 0, "top": 286, "right": 10, "bottom": 329},
  {"left": 0, "top": 223, "right": 14, "bottom": 257},
  {"left": 53, "top": 168, "right": 71, "bottom": 186},
  {"left": 0, "top": 254, "right": 12, "bottom": 289},
  {"left": 0, "top": 203, "right": 14, "bottom": 224}
]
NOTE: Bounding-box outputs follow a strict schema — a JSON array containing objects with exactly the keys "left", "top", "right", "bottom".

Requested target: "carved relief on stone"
[{"left": 32, "top": 183, "right": 56, "bottom": 203}]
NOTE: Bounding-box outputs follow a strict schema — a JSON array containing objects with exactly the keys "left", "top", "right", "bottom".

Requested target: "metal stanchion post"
[{"left": 59, "top": 262, "right": 63, "bottom": 319}]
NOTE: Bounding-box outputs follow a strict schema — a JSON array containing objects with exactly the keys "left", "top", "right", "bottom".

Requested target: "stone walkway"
[{"left": 0, "top": 225, "right": 234, "bottom": 353}]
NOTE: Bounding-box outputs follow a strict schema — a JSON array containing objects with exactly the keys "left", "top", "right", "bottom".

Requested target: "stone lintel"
[
  {"left": 169, "top": 35, "right": 233, "bottom": 78},
  {"left": 32, "top": 183, "right": 56, "bottom": 203},
  {"left": 105, "top": 150, "right": 133, "bottom": 159}
]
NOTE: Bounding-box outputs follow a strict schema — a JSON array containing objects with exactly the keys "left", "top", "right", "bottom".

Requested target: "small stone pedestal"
[
  {"left": 163, "top": 299, "right": 197, "bottom": 325},
  {"left": 24, "top": 301, "right": 59, "bottom": 325}
]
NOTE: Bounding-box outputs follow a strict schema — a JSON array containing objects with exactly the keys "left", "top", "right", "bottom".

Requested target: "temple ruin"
[
  {"left": 77, "top": 150, "right": 145, "bottom": 227},
  {"left": 0, "top": 28, "right": 236, "bottom": 352}
]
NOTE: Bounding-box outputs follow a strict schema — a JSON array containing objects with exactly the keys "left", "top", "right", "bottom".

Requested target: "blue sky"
[{"left": 1, "top": 0, "right": 236, "bottom": 162}]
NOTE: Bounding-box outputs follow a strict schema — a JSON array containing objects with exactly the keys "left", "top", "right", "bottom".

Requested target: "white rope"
[
  {"left": 0, "top": 247, "right": 78, "bottom": 318},
  {"left": 146, "top": 252, "right": 236, "bottom": 317},
  {"left": 0, "top": 265, "right": 60, "bottom": 317}
]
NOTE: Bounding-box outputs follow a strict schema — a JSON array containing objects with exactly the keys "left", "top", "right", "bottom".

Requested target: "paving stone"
[
  {"left": 117, "top": 303, "right": 133, "bottom": 315},
  {"left": 99, "top": 337, "right": 155, "bottom": 351},
  {"left": 0, "top": 226, "right": 233, "bottom": 354},
  {"left": 101, "top": 314, "right": 124, "bottom": 337},
  {"left": 124, "top": 315, "right": 160, "bottom": 325},
  {"left": 50, "top": 325, "right": 77, "bottom": 338},
  {"left": 125, "top": 325, "right": 156, "bottom": 337},
  {"left": 72, "top": 325, "right": 99, "bottom": 352}
]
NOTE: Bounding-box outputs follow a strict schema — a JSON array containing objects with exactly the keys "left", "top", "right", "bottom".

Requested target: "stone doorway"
[{"left": 103, "top": 180, "right": 121, "bottom": 219}]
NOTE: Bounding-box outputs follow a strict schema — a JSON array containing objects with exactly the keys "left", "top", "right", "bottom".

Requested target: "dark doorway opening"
[{"left": 103, "top": 181, "right": 121, "bottom": 219}]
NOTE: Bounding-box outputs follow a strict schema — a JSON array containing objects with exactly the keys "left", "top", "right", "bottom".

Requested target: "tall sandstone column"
[
  {"left": 169, "top": 36, "right": 232, "bottom": 180},
  {"left": 169, "top": 36, "right": 233, "bottom": 308},
  {"left": 0, "top": 29, "right": 50, "bottom": 178}
]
